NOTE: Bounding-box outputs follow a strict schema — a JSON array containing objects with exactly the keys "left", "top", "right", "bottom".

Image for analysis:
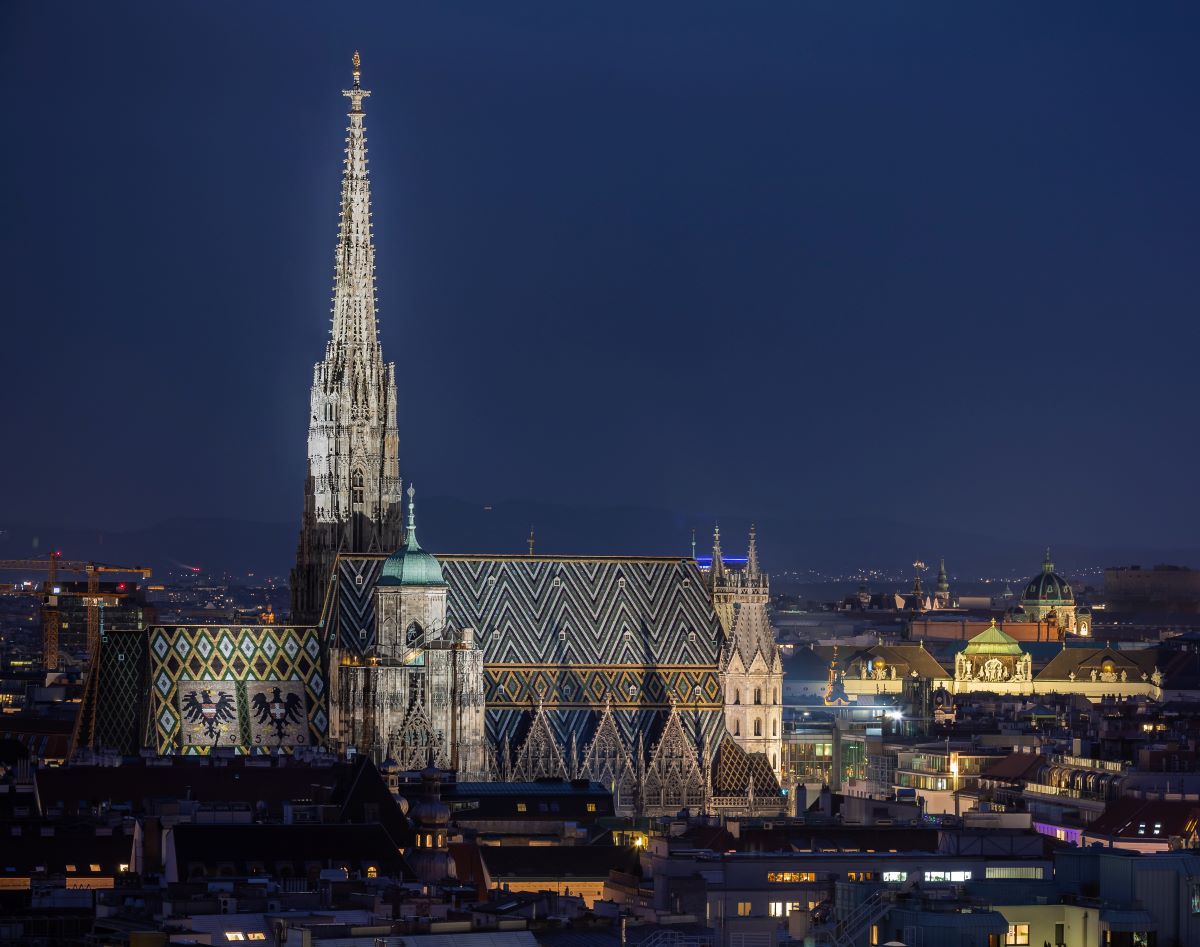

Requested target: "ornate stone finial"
[
  {"left": 711, "top": 524, "right": 726, "bottom": 581},
  {"left": 352, "top": 50, "right": 361, "bottom": 85},
  {"left": 406, "top": 483, "right": 416, "bottom": 533},
  {"left": 746, "top": 524, "right": 760, "bottom": 580}
]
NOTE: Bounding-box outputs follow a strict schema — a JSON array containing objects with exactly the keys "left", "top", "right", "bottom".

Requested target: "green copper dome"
[
  {"left": 1022, "top": 548, "right": 1073, "bottom": 604},
  {"left": 963, "top": 620, "right": 1024, "bottom": 656},
  {"left": 378, "top": 486, "right": 446, "bottom": 588}
]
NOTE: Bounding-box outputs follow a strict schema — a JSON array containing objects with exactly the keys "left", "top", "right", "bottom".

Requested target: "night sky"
[{"left": 3, "top": 3, "right": 1199, "bottom": 551}]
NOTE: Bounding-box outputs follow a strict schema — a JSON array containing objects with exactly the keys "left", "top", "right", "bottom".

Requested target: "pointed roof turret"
[
  {"left": 746, "top": 525, "right": 761, "bottom": 582},
  {"left": 711, "top": 525, "right": 727, "bottom": 583},
  {"left": 379, "top": 486, "right": 446, "bottom": 586},
  {"left": 936, "top": 558, "right": 949, "bottom": 594}
]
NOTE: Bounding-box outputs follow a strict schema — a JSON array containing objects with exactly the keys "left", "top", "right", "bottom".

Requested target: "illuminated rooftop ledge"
[{"left": 1022, "top": 782, "right": 1108, "bottom": 802}]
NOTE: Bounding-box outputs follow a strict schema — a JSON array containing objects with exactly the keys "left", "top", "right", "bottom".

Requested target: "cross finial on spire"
[
  {"left": 1043, "top": 547, "right": 1054, "bottom": 573},
  {"left": 528, "top": 526, "right": 535, "bottom": 557},
  {"left": 406, "top": 483, "right": 416, "bottom": 534},
  {"left": 343, "top": 51, "right": 370, "bottom": 113}
]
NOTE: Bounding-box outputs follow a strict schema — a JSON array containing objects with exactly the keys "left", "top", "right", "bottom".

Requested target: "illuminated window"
[
  {"left": 737, "top": 902, "right": 752, "bottom": 916},
  {"left": 986, "top": 867, "right": 1043, "bottom": 879},
  {"left": 225, "top": 935, "right": 246, "bottom": 943},
  {"left": 367, "top": 866, "right": 378, "bottom": 879},
  {"left": 924, "top": 870, "right": 972, "bottom": 882},
  {"left": 65, "top": 864, "right": 76, "bottom": 873},
  {"left": 247, "top": 936, "right": 266, "bottom": 942},
  {"left": 516, "top": 803, "right": 527, "bottom": 813},
  {"left": 1005, "top": 923, "right": 1030, "bottom": 946},
  {"left": 587, "top": 803, "right": 597, "bottom": 813},
  {"left": 882, "top": 872, "right": 906, "bottom": 882},
  {"left": 118, "top": 864, "right": 129, "bottom": 873},
  {"left": 847, "top": 872, "right": 875, "bottom": 882},
  {"left": 766, "top": 871, "right": 817, "bottom": 883},
  {"left": 89, "top": 864, "right": 101, "bottom": 872},
  {"left": 769, "top": 902, "right": 788, "bottom": 917}
]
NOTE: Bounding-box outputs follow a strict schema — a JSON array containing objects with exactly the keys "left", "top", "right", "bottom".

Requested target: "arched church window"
[
  {"left": 754, "top": 688, "right": 762, "bottom": 705},
  {"left": 772, "top": 719, "right": 778, "bottom": 737},
  {"left": 352, "top": 470, "right": 365, "bottom": 505},
  {"left": 754, "top": 718, "right": 762, "bottom": 737},
  {"left": 734, "top": 720, "right": 741, "bottom": 737},
  {"left": 406, "top": 621, "right": 422, "bottom": 645},
  {"left": 772, "top": 688, "right": 777, "bottom": 704}
]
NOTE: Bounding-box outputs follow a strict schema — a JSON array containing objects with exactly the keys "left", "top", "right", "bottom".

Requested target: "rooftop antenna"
[
  {"left": 527, "top": 526, "right": 535, "bottom": 557},
  {"left": 691, "top": 529, "right": 696, "bottom": 560}
]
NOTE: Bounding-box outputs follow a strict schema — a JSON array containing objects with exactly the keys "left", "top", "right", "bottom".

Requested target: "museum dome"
[
  {"left": 378, "top": 486, "right": 446, "bottom": 588},
  {"left": 1022, "top": 549, "right": 1073, "bottom": 604}
]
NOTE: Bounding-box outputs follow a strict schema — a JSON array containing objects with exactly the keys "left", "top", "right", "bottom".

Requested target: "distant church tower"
[
  {"left": 712, "top": 526, "right": 784, "bottom": 778},
  {"left": 292, "top": 53, "right": 403, "bottom": 623}
]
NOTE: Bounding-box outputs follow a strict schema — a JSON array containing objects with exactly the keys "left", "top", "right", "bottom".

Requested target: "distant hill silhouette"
[{"left": 1, "top": 498, "right": 1196, "bottom": 585}]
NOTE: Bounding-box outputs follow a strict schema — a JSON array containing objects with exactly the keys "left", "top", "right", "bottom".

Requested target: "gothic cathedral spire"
[{"left": 292, "top": 53, "right": 404, "bottom": 623}]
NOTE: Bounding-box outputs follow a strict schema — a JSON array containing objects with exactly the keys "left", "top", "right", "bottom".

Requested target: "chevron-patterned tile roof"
[{"left": 330, "top": 553, "right": 729, "bottom": 756}]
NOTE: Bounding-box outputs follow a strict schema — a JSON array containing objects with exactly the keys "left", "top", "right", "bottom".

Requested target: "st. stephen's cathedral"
[{"left": 78, "top": 57, "right": 784, "bottom": 816}]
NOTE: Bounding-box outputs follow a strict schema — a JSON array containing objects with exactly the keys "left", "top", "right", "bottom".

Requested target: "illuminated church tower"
[
  {"left": 713, "top": 526, "right": 784, "bottom": 778},
  {"left": 292, "top": 53, "right": 403, "bottom": 623}
]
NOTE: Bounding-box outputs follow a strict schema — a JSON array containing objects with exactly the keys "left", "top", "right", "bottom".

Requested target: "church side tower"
[
  {"left": 328, "top": 488, "right": 486, "bottom": 776},
  {"left": 717, "top": 527, "right": 784, "bottom": 778},
  {"left": 292, "top": 53, "right": 403, "bottom": 624}
]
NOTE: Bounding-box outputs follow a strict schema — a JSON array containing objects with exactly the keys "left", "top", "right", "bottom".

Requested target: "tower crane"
[{"left": 0, "top": 554, "right": 152, "bottom": 668}]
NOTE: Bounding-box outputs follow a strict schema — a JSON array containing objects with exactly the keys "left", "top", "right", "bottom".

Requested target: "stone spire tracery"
[{"left": 292, "top": 52, "right": 403, "bottom": 624}]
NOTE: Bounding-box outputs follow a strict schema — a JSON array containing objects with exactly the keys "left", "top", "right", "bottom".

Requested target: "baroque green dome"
[
  {"left": 1022, "top": 549, "right": 1074, "bottom": 604},
  {"left": 378, "top": 486, "right": 446, "bottom": 588}
]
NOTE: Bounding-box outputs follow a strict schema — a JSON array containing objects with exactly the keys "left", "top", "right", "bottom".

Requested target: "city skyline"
[{"left": 3, "top": 4, "right": 1199, "bottom": 552}]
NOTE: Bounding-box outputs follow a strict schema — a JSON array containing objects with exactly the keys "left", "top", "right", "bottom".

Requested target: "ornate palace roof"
[{"left": 962, "top": 620, "right": 1025, "bottom": 656}]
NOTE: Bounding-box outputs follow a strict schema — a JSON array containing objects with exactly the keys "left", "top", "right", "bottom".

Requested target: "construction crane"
[{"left": 0, "top": 554, "right": 152, "bottom": 668}]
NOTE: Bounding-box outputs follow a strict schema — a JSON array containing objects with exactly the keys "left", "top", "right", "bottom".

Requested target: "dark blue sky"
[{"left": 3, "top": 2, "right": 1198, "bottom": 548}]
